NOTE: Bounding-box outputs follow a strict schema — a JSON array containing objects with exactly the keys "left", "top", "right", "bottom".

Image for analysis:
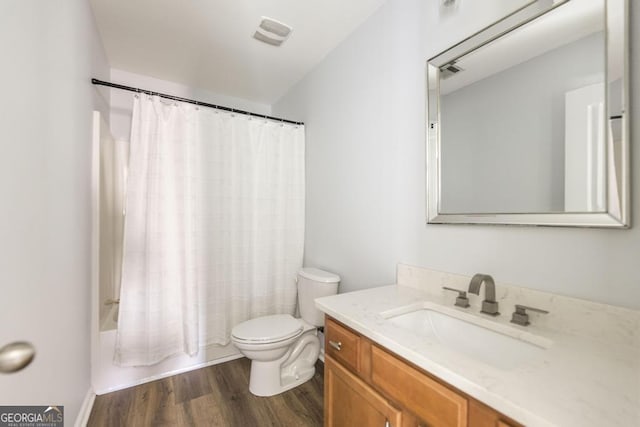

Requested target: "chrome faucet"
[{"left": 468, "top": 273, "right": 499, "bottom": 316}]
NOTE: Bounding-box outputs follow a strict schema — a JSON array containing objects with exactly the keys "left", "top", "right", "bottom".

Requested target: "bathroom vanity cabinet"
[{"left": 324, "top": 317, "right": 523, "bottom": 427}]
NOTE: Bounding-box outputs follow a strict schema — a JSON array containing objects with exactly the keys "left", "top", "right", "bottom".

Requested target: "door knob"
[{"left": 0, "top": 341, "right": 36, "bottom": 373}]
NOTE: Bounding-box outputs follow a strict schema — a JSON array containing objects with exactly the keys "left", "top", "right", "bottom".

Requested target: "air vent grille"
[
  {"left": 440, "top": 63, "right": 463, "bottom": 79},
  {"left": 253, "top": 17, "right": 292, "bottom": 47}
]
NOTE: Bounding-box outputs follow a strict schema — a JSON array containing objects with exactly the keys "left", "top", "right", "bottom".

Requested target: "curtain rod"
[{"left": 91, "top": 78, "right": 304, "bottom": 126}]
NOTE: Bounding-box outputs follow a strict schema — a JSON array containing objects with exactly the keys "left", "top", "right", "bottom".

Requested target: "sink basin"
[{"left": 383, "top": 304, "right": 551, "bottom": 370}]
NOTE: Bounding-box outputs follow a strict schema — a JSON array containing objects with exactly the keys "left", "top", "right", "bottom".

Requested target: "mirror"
[{"left": 426, "top": 0, "right": 629, "bottom": 227}]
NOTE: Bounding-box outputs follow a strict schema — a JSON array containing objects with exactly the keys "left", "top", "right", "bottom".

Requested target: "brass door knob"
[{"left": 0, "top": 341, "right": 36, "bottom": 373}]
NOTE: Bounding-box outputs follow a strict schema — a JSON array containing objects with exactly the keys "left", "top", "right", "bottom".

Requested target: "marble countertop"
[{"left": 316, "top": 284, "right": 640, "bottom": 427}]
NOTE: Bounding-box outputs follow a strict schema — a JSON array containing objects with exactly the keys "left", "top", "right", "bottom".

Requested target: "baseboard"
[
  {"left": 74, "top": 388, "right": 96, "bottom": 427},
  {"left": 318, "top": 348, "right": 325, "bottom": 363}
]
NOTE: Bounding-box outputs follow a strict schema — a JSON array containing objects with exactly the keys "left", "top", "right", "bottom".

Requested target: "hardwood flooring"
[{"left": 88, "top": 357, "right": 324, "bottom": 427}]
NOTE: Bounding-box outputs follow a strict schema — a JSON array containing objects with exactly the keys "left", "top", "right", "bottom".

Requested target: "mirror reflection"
[{"left": 427, "top": 0, "right": 628, "bottom": 227}]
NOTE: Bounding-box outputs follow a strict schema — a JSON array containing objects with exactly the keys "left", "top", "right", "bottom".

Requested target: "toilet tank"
[{"left": 297, "top": 268, "right": 340, "bottom": 327}]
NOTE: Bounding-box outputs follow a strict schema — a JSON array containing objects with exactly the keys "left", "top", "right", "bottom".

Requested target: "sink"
[{"left": 383, "top": 303, "right": 551, "bottom": 370}]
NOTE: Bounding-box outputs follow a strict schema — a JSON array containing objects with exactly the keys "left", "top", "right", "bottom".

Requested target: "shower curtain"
[{"left": 115, "top": 95, "right": 305, "bottom": 366}]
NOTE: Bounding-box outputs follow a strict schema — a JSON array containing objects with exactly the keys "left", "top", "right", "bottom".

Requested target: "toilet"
[{"left": 231, "top": 268, "right": 340, "bottom": 396}]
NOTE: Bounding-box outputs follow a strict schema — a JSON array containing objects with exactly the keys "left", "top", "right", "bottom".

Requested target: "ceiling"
[{"left": 90, "top": 0, "right": 387, "bottom": 105}]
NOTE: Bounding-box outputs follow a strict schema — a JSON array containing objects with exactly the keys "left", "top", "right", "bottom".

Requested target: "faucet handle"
[
  {"left": 442, "top": 287, "right": 470, "bottom": 308},
  {"left": 511, "top": 304, "right": 549, "bottom": 326}
]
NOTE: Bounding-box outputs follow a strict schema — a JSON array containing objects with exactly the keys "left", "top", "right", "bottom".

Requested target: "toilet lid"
[{"left": 231, "top": 314, "right": 304, "bottom": 343}]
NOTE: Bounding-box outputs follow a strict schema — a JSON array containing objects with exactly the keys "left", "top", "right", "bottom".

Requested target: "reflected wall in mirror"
[{"left": 426, "top": 0, "right": 629, "bottom": 227}]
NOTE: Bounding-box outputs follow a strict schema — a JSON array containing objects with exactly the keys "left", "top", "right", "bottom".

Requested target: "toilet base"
[
  {"left": 247, "top": 331, "right": 320, "bottom": 397},
  {"left": 249, "top": 361, "right": 316, "bottom": 397}
]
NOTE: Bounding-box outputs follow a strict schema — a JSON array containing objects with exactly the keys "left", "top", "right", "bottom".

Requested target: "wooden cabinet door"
[{"left": 325, "top": 355, "right": 402, "bottom": 427}]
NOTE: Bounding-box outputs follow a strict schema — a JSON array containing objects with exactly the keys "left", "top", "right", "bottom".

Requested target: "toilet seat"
[{"left": 232, "top": 314, "right": 304, "bottom": 344}]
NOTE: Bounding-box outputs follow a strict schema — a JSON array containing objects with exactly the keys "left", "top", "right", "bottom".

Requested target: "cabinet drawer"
[
  {"left": 468, "top": 399, "right": 523, "bottom": 427},
  {"left": 371, "top": 345, "right": 468, "bottom": 427},
  {"left": 325, "top": 318, "right": 360, "bottom": 373}
]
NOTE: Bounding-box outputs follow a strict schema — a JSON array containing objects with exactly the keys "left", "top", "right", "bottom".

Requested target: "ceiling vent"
[
  {"left": 440, "top": 62, "right": 463, "bottom": 79},
  {"left": 253, "top": 17, "right": 292, "bottom": 47}
]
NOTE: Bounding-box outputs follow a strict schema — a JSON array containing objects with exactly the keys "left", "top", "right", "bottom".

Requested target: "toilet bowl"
[{"left": 231, "top": 268, "right": 340, "bottom": 396}]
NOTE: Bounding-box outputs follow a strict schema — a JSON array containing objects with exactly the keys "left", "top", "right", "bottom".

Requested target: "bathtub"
[{"left": 92, "top": 305, "right": 242, "bottom": 395}]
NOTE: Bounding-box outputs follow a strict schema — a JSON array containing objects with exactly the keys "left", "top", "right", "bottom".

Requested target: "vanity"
[
  {"left": 324, "top": 317, "right": 522, "bottom": 427},
  {"left": 316, "top": 265, "right": 640, "bottom": 427}
]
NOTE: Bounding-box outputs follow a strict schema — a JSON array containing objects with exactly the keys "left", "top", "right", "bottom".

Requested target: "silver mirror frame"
[{"left": 426, "top": 0, "right": 630, "bottom": 228}]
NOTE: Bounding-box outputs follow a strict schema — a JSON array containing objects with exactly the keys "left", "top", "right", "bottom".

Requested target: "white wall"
[
  {"left": 273, "top": 0, "right": 640, "bottom": 309},
  {"left": 108, "top": 69, "right": 271, "bottom": 141},
  {"left": 0, "top": 0, "right": 109, "bottom": 422}
]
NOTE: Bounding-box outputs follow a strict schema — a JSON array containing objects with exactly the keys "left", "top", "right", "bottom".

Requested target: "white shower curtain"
[{"left": 115, "top": 95, "right": 305, "bottom": 366}]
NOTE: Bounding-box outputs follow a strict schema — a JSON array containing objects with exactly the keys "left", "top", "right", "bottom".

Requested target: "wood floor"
[{"left": 88, "top": 357, "right": 324, "bottom": 427}]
